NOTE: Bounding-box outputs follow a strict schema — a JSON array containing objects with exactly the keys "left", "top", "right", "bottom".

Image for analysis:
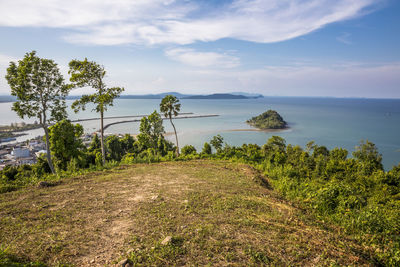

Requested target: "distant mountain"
[
  {"left": 6, "top": 91, "right": 263, "bottom": 101},
  {"left": 118, "top": 92, "right": 192, "bottom": 99},
  {"left": 183, "top": 93, "right": 252, "bottom": 99},
  {"left": 229, "top": 92, "right": 264, "bottom": 98},
  {"left": 68, "top": 92, "right": 259, "bottom": 99},
  {"left": 0, "top": 95, "right": 16, "bottom": 103}
]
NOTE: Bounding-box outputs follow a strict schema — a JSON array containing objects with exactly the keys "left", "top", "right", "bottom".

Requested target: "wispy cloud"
[
  {"left": 0, "top": 0, "right": 379, "bottom": 46},
  {"left": 184, "top": 61, "right": 400, "bottom": 98},
  {"left": 165, "top": 48, "right": 240, "bottom": 68},
  {"left": 0, "top": 54, "right": 17, "bottom": 67},
  {"left": 337, "top": 32, "right": 353, "bottom": 45}
]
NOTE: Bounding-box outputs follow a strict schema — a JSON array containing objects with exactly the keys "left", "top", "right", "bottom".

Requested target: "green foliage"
[
  {"left": 210, "top": 135, "right": 224, "bottom": 153},
  {"left": 106, "top": 135, "right": 124, "bottom": 161},
  {"left": 137, "top": 111, "right": 165, "bottom": 149},
  {"left": 88, "top": 134, "right": 101, "bottom": 153},
  {"left": 246, "top": 110, "right": 287, "bottom": 129},
  {"left": 120, "top": 134, "right": 135, "bottom": 153},
  {"left": 353, "top": 140, "right": 383, "bottom": 175},
  {"left": 69, "top": 58, "right": 124, "bottom": 165},
  {"left": 263, "top": 135, "right": 286, "bottom": 154},
  {"left": 201, "top": 142, "right": 212, "bottom": 155},
  {"left": 181, "top": 145, "right": 197, "bottom": 156},
  {"left": 48, "top": 120, "right": 85, "bottom": 170},
  {"left": 5, "top": 51, "right": 70, "bottom": 174}
]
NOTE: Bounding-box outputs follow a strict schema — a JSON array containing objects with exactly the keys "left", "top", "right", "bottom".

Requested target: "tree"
[
  {"left": 48, "top": 120, "right": 85, "bottom": 170},
  {"left": 69, "top": 58, "right": 124, "bottom": 165},
  {"left": 160, "top": 95, "right": 181, "bottom": 156},
  {"left": 263, "top": 136, "right": 286, "bottom": 153},
  {"left": 120, "top": 134, "right": 135, "bottom": 153},
  {"left": 5, "top": 51, "right": 69, "bottom": 174},
  {"left": 106, "top": 135, "right": 123, "bottom": 161},
  {"left": 202, "top": 142, "right": 212, "bottom": 155},
  {"left": 88, "top": 134, "right": 101, "bottom": 153},
  {"left": 181, "top": 145, "right": 197, "bottom": 156},
  {"left": 210, "top": 134, "right": 224, "bottom": 153},
  {"left": 137, "top": 111, "right": 165, "bottom": 149},
  {"left": 353, "top": 140, "right": 383, "bottom": 175}
]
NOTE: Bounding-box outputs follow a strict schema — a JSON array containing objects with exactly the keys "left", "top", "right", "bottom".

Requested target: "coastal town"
[{"left": 0, "top": 131, "right": 95, "bottom": 171}]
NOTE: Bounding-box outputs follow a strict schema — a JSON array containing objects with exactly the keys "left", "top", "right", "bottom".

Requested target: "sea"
[{"left": 1, "top": 97, "right": 399, "bottom": 170}]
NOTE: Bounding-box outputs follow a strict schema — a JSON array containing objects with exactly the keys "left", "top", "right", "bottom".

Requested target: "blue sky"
[{"left": 0, "top": 0, "right": 399, "bottom": 98}]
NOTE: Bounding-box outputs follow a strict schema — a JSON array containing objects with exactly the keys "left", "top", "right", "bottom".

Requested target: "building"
[{"left": 11, "top": 147, "right": 30, "bottom": 158}]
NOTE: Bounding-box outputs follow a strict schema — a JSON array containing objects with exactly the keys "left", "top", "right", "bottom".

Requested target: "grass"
[{"left": 0, "top": 160, "right": 375, "bottom": 266}]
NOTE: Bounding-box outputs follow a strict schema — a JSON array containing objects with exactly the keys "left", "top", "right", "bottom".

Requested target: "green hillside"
[
  {"left": 1, "top": 161, "right": 373, "bottom": 266},
  {"left": 247, "top": 110, "right": 287, "bottom": 129}
]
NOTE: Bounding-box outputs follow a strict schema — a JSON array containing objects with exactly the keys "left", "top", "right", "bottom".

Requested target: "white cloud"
[
  {"left": 184, "top": 62, "right": 400, "bottom": 98},
  {"left": 165, "top": 48, "right": 240, "bottom": 68},
  {"left": 0, "top": 54, "right": 16, "bottom": 66},
  {"left": 88, "top": 60, "right": 400, "bottom": 98},
  {"left": 0, "top": 0, "right": 378, "bottom": 45}
]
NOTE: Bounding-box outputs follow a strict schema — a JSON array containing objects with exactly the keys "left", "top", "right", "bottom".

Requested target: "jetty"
[
  {"left": 102, "top": 114, "right": 219, "bottom": 131},
  {"left": 71, "top": 113, "right": 194, "bottom": 122}
]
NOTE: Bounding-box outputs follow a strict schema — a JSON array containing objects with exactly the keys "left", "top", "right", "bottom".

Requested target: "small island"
[{"left": 246, "top": 109, "right": 288, "bottom": 129}]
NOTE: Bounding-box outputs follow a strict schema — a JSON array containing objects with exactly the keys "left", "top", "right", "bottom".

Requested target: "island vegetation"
[
  {"left": 1, "top": 51, "right": 400, "bottom": 266},
  {"left": 247, "top": 109, "right": 287, "bottom": 129}
]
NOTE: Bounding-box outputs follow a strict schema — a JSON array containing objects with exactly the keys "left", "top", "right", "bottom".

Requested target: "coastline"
[{"left": 225, "top": 127, "right": 290, "bottom": 133}]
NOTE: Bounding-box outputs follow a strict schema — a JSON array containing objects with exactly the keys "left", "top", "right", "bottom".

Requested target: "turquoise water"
[{"left": 1, "top": 97, "right": 399, "bottom": 169}]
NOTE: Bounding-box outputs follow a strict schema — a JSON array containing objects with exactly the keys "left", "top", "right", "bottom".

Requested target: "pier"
[
  {"left": 71, "top": 113, "right": 194, "bottom": 122},
  {"left": 102, "top": 114, "right": 219, "bottom": 131}
]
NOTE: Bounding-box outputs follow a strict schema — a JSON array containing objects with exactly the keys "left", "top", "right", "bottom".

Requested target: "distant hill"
[
  {"left": 66, "top": 92, "right": 262, "bottom": 100},
  {"left": 118, "top": 92, "right": 191, "bottom": 99},
  {"left": 229, "top": 92, "right": 264, "bottom": 98},
  {"left": 247, "top": 109, "right": 288, "bottom": 129},
  {"left": 2, "top": 92, "right": 263, "bottom": 101},
  {"left": 184, "top": 93, "right": 263, "bottom": 99},
  {"left": 0, "top": 95, "right": 16, "bottom": 103}
]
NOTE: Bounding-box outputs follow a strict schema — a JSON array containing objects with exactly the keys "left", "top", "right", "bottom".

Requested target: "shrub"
[{"left": 181, "top": 145, "right": 197, "bottom": 156}]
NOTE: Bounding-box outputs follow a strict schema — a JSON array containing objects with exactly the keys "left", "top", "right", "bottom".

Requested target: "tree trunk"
[
  {"left": 170, "top": 117, "right": 179, "bottom": 156},
  {"left": 43, "top": 125, "right": 56, "bottom": 174},
  {"left": 100, "top": 109, "right": 106, "bottom": 165}
]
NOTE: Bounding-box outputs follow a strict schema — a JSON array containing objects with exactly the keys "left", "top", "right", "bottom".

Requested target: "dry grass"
[{"left": 0, "top": 160, "right": 373, "bottom": 266}]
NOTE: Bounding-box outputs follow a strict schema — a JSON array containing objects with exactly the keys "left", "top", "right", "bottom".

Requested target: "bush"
[
  {"left": 181, "top": 145, "right": 197, "bottom": 156},
  {"left": 201, "top": 142, "right": 212, "bottom": 155}
]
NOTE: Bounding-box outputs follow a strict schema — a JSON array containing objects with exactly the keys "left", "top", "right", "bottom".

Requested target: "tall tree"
[
  {"left": 160, "top": 95, "right": 181, "bottom": 156},
  {"left": 210, "top": 134, "right": 224, "bottom": 153},
  {"left": 5, "top": 51, "right": 69, "bottom": 174},
  {"left": 68, "top": 58, "right": 124, "bottom": 165}
]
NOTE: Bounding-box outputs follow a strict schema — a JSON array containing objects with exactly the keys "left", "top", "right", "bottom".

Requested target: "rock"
[
  {"left": 90, "top": 259, "right": 95, "bottom": 263},
  {"left": 118, "top": 258, "right": 133, "bottom": 267},
  {"left": 161, "top": 236, "right": 172, "bottom": 245},
  {"left": 151, "top": 195, "right": 159, "bottom": 200}
]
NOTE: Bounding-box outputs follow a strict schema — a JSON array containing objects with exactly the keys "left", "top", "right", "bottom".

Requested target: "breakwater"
[
  {"left": 102, "top": 114, "right": 219, "bottom": 131},
  {"left": 71, "top": 113, "right": 194, "bottom": 122}
]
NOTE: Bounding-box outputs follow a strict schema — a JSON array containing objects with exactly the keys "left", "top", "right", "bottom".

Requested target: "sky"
[{"left": 0, "top": 0, "right": 399, "bottom": 98}]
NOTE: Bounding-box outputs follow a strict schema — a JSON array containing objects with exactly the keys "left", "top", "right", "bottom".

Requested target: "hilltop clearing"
[{"left": 0, "top": 161, "right": 373, "bottom": 266}]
